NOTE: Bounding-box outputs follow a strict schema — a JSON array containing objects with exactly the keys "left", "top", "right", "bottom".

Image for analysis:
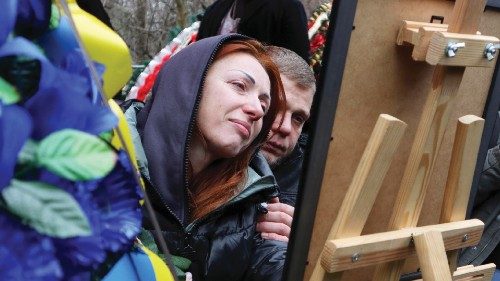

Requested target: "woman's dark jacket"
[
  {"left": 130, "top": 35, "right": 287, "bottom": 281},
  {"left": 197, "top": 0, "right": 310, "bottom": 62}
]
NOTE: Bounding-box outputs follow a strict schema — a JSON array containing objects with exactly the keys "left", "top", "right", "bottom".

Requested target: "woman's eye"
[
  {"left": 231, "top": 81, "right": 245, "bottom": 90},
  {"left": 261, "top": 102, "right": 269, "bottom": 113}
]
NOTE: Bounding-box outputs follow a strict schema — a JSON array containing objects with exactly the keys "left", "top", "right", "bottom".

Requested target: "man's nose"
[{"left": 273, "top": 112, "right": 292, "bottom": 135}]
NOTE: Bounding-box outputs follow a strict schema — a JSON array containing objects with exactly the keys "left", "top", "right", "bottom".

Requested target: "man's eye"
[{"left": 293, "top": 115, "right": 305, "bottom": 125}]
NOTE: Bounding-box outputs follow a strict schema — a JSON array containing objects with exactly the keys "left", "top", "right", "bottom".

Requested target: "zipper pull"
[{"left": 257, "top": 202, "right": 268, "bottom": 214}]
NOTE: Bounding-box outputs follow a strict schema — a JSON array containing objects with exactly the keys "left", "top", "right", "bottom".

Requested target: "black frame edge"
[{"left": 282, "top": 0, "right": 359, "bottom": 280}]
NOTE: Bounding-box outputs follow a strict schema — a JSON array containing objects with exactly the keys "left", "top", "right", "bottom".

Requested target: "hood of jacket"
[{"left": 136, "top": 34, "right": 255, "bottom": 226}]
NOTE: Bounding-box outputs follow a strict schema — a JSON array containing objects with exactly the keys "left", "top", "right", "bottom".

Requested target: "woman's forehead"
[{"left": 213, "top": 52, "right": 271, "bottom": 87}]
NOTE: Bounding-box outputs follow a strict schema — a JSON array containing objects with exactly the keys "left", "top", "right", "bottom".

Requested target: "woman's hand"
[{"left": 256, "top": 197, "right": 294, "bottom": 242}]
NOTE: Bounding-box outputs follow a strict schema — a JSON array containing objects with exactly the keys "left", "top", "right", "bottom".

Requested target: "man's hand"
[{"left": 256, "top": 197, "right": 294, "bottom": 242}]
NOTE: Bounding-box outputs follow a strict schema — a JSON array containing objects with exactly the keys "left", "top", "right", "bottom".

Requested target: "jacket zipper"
[{"left": 142, "top": 173, "right": 184, "bottom": 228}]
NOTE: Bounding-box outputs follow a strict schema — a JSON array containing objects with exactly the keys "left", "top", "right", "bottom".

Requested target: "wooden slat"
[
  {"left": 453, "top": 263, "right": 496, "bottom": 281},
  {"left": 426, "top": 32, "right": 499, "bottom": 67},
  {"left": 396, "top": 21, "right": 480, "bottom": 61},
  {"left": 457, "top": 265, "right": 475, "bottom": 270},
  {"left": 397, "top": 20, "right": 448, "bottom": 46},
  {"left": 308, "top": 114, "right": 407, "bottom": 281},
  {"left": 396, "top": 21, "right": 482, "bottom": 61},
  {"left": 440, "top": 115, "right": 485, "bottom": 223},
  {"left": 415, "top": 264, "right": 497, "bottom": 281},
  {"left": 412, "top": 26, "right": 450, "bottom": 61},
  {"left": 321, "top": 219, "right": 484, "bottom": 273},
  {"left": 372, "top": 0, "right": 487, "bottom": 279},
  {"left": 440, "top": 115, "right": 485, "bottom": 272},
  {"left": 447, "top": 0, "right": 485, "bottom": 34},
  {"left": 414, "top": 231, "right": 453, "bottom": 281}
]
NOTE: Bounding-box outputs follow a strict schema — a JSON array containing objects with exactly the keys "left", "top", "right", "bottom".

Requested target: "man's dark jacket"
[
  {"left": 273, "top": 135, "right": 308, "bottom": 207},
  {"left": 197, "top": 0, "right": 310, "bottom": 62},
  {"left": 459, "top": 144, "right": 500, "bottom": 268},
  {"left": 132, "top": 34, "right": 287, "bottom": 281}
]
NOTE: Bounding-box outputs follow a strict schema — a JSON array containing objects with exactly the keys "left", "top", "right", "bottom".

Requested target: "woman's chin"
[{"left": 214, "top": 144, "right": 249, "bottom": 159}]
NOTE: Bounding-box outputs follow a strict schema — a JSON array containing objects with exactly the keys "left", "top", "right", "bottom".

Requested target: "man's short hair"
[{"left": 264, "top": 46, "right": 316, "bottom": 92}]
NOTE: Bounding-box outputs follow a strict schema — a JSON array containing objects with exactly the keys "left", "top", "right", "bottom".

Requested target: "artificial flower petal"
[
  {"left": 59, "top": 50, "right": 106, "bottom": 104},
  {"left": 37, "top": 20, "right": 106, "bottom": 103},
  {"left": 0, "top": 56, "right": 41, "bottom": 100},
  {"left": 15, "top": 0, "right": 51, "bottom": 39},
  {"left": 92, "top": 151, "right": 143, "bottom": 252},
  {"left": 0, "top": 0, "right": 17, "bottom": 45},
  {"left": 54, "top": 235, "right": 107, "bottom": 270},
  {"left": 0, "top": 210, "right": 63, "bottom": 280},
  {"left": 0, "top": 37, "right": 65, "bottom": 96},
  {"left": 0, "top": 39, "right": 117, "bottom": 139},
  {"left": 0, "top": 103, "right": 32, "bottom": 189},
  {"left": 0, "top": 37, "right": 107, "bottom": 108},
  {"left": 25, "top": 84, "right": 117, "bottom": 140}
]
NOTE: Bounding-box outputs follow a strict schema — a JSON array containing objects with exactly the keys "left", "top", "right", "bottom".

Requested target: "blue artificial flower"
[
  {"left": 36, "top": 16, "right": 80, "bottom": 68},
  {"left": 0, "top": 37, "right": 77, "bottom": 102},
  {"left": 58, "top": 50, "right": 106, "bottom": 104},
  {"left": 0, "top": 0, "right": 17, "bottom": 45},
  {"left": 0, "top": 210, "right": 63, "bottom": 280},
  {"left": 0, "top": 2, "right": 137, "bottom": 279},
  {"left": 39, "top": 151, "right": 142, "bottom": 276},
  {"left": 24, "top": 80, "right": 117, "bottom": 140},
  {"left": 0, "top": 38, "right": 117, "bottom": 140},
  {"left": 15, "top": 0, "right": 52, "bottom": 39},
  {"left": 93, "top": 151, "right": 143, "bottom": 252},
  {"left": 0, "top": 103, "right": 33, "bottom": 189},
  {"left": 37, "top": 17, "right": 107, "bottom": 103},
  {"left": 36, "top": 172, "right": 107, "bottom": 274}
]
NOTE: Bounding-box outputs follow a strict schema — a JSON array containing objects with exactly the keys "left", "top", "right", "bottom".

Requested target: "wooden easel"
[
  {"left": 309, "top": 113, "right": 494, "bottom": 281},
  {"left": 308, "top": 0, "right": 499, "bottom": 280}
]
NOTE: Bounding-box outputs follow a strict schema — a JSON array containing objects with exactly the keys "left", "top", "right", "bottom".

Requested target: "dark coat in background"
[
  {"left": 132, "top": 34, "right": 287, "bottom": 281},
  {"left": 76, "top": 0, "right": 114, "bottom": 29},
  {"left": 197, "top": 0, "right": 310, "bottom": 62},
  {"left": 459, "top": 144, "right": 500, "bottom": 268}
]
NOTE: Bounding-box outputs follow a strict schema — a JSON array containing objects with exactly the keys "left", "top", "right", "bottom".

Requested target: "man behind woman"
[{"left": 126, "top": 34, "right": 287, "bottom": 280}]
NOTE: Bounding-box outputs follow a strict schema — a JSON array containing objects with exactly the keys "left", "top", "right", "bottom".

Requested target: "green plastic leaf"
[
  {"left": 49, "top": 4, "right": 60, "bottom": 30},
  {"left": 37, "top": 129, "right": 117, "bottom": 181},
  {"left": 0, "top": 77, "right": 20, "bottom": 105},
  {"left": 17, "top": 139, "right": 38, "bottom": 165},
  {"left": 1, "top": 179, "right": 91, "bottom": 238},
  {"left": 15, "top": 140, "right": 39, "bottom": 179},
  {"left": 99, "top": 130, "right": 113, "bottom": 143},
  {"left": 138, "top": 229, "right": 162, "bottom": 257}
]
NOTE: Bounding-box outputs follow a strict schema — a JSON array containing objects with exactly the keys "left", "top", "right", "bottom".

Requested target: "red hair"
[{"left": 190, "top": 39, "right": 286, "bottom": 221}]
